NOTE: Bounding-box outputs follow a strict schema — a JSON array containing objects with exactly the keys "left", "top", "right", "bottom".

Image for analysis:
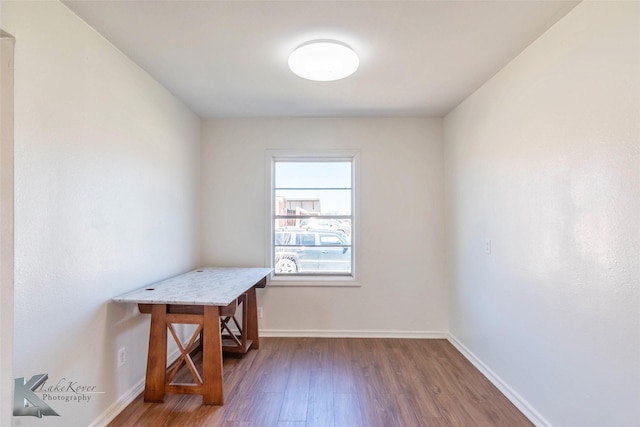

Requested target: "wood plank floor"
[{"left": 108, "top": 338, "right": 532, "bottom": 427}]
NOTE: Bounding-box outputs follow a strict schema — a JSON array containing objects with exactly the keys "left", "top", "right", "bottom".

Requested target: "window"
[{"left": 268, "top": 151, "right": 357, "bottom": 282}]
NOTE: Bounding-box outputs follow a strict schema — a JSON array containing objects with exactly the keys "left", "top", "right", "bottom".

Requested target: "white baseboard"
[
  {"left": 88, "top": 347, "right": 183, "bottom": 427},
  {"left": 446, "top": 334, "right": 551, "bottom": 427},
  {"left": 261, "top": 329, "right": 447, "bottom": 339},
  {"left": 88, "top": 377, "right": 145, "bottom": 427}
]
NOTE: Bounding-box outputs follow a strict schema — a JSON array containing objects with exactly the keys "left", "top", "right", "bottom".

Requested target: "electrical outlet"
[
  {"left": 257, "top": 307, "right": 264, "bottom": 319},
  {"left": 117, "top": 347, "right": 127, "bottom": 368}
]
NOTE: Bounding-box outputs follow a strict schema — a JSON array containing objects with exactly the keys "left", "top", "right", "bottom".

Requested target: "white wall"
[
  {"left": 201, "top": 117, "right": 447, "bottom": 336},
  {"left": 3, "top": 2, "right": 201, "bottom": 426},
  {"left": 444, "top": 2, "right": 640, "bottom": 426}
]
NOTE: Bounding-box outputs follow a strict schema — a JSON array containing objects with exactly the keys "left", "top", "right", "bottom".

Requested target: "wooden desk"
[{"left": 112, "top": 267, "right": 271, "bottom": 405}]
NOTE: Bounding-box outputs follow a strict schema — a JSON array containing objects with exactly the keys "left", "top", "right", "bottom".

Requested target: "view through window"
[{"left": 273, "top": 159, "right": 353, "bottom": 276}]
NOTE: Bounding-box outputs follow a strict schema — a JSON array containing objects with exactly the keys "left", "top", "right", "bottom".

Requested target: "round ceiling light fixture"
[{"left": 288, "top": 40, "right": 359, "bottom": 82}]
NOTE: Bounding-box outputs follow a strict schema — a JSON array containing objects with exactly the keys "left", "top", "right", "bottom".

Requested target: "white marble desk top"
[{"left": 112, "top": 267, "right": 272, "bottom": 306}]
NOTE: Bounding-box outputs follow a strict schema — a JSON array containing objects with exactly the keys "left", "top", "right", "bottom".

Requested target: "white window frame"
[{"left": 265, "top": 150, "right": 360, "bottom": 287}]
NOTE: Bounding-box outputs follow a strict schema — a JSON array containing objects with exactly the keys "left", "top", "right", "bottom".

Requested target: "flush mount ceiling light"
[{"left": 288, "top": 40, "right": 359, "bottom": 82}]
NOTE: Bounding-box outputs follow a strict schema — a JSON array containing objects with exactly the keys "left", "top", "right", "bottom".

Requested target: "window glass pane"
[
  {"left": 275, "top": 189, "right": 351, "bottom": 216},
  {"left": 319, "top": 235, "right": 342, "bottom": 245},
  {"left": 273, "top": 159, "right": 353, "bottom": 277},
  {"left": 275, "top": 231, "right": 295, "bottom": 246},
  {"left": 274, "top": 223, "right": 352, "bottom": 275},
  {"left": 275, "top": 219, "right": 352, "bottom": 239},
  {"left": 275, "top": 162, "right": 351, "bottom": 189}
]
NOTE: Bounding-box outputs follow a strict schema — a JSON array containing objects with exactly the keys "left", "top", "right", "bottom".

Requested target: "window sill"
[{"left": 268, "top": 274, "right": 360, "bottom": 287}]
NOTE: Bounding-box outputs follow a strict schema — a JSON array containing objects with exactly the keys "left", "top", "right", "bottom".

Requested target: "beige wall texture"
[
  {"left": 444, "top": 2, "right": 640, "bottom": 426},
  {"left": 0, "top": 30, "right": 15, "bottom": 427},
  {"left": 3, "top": 2, "right": 201, "bottom": 425},
  {"left": 200, "top": 117, "right": 448, "bottom": 337}
]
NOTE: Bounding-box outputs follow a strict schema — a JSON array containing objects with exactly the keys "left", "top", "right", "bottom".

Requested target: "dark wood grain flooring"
[{"left": 108, "top": 338, "right": 532, "bottom": 427}]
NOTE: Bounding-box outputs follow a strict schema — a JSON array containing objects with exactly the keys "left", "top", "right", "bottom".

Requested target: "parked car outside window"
[{"left": 275, "top": 228, "right": 351, "bottom": 274}]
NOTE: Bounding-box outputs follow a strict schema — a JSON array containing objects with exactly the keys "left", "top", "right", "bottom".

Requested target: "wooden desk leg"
[
  {"left": 202, "top": 305, "right": 223, "bottom": 405},
  {"left": 246, "top": 287, "right": 260, "bottom": 350},
  {"left": 144, "top": 304, "right": 167, "bottom": 402}
]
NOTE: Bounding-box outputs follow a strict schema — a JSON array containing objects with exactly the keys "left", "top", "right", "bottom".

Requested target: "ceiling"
[{"left": 63, "top": 0, "right": 579, "bottom": 118}]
